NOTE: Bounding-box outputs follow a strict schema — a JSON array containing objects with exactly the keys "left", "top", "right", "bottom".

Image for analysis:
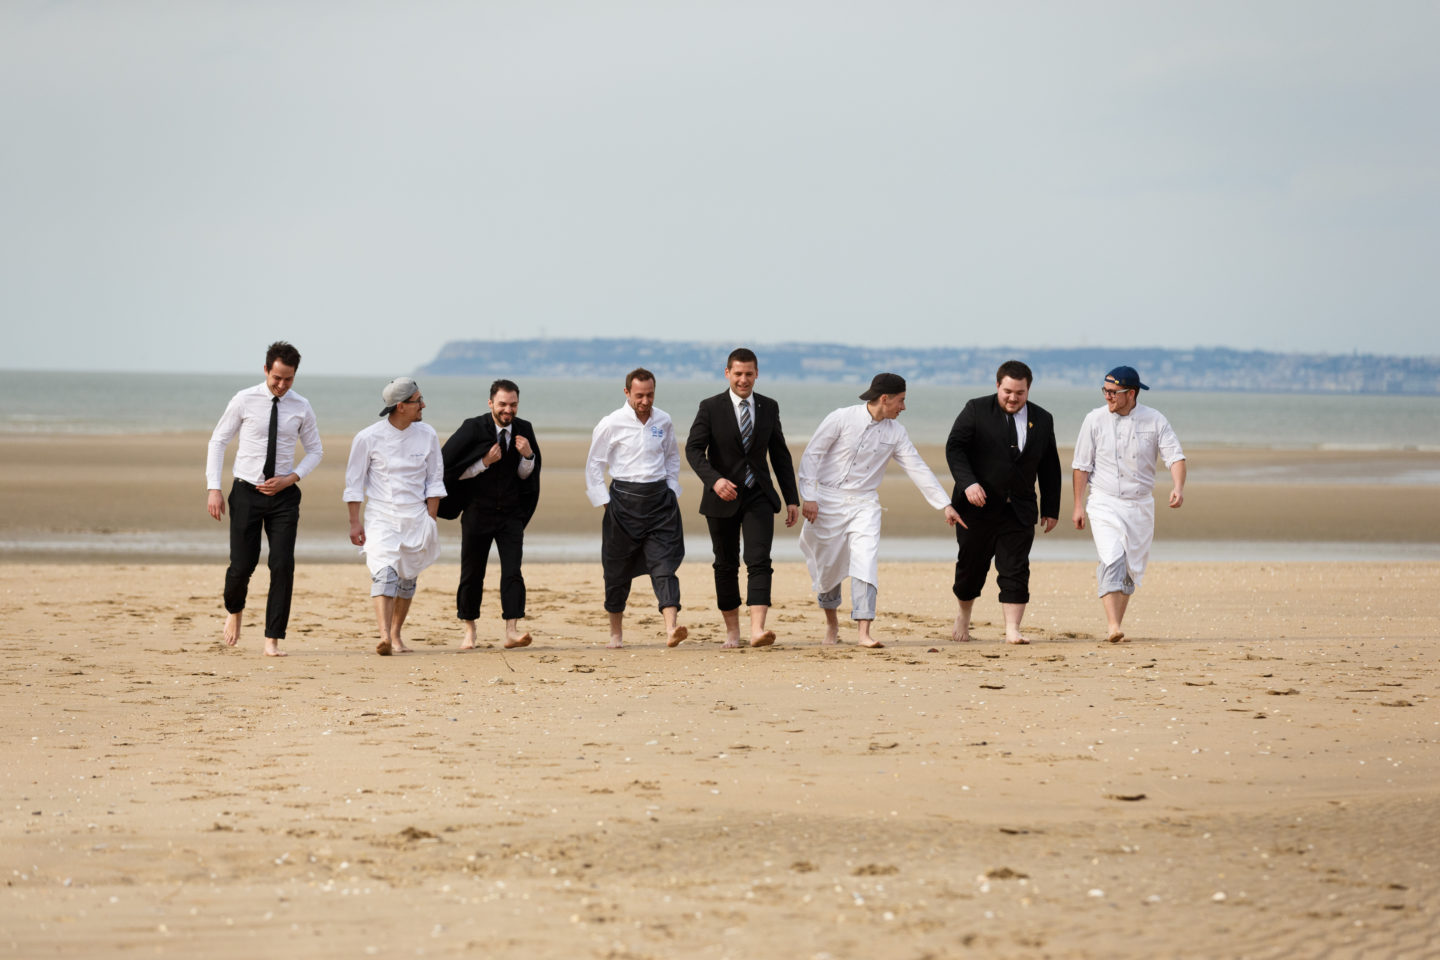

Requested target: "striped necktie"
[{"left": 739, "top": 399, "right": 756, "bottom": 487}]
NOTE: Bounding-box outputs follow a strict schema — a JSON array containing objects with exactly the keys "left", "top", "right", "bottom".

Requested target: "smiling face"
[
  {"left": 489, "top": 389, "right": 518, "bottom": 426},
  {"left": 996, "top": 376, "right": 1029, "bottom": 415},
  {"left": 871, "top": 392, "right": 907, "bottom": 420},
  {"left": 625, "top": 378, "right": 656, "bottom": 421},
  {"left": 726, "top": 360, "right": 757, "bottom": 399},
  {"left": 395, "top": 391, "right": 425, "bottom": 424},
  {"left": 265, "top": 360, "right": 296, "bottom": 399},
  {"left": 1103, "top": 384, "right": 1137, "bottom": 415}
]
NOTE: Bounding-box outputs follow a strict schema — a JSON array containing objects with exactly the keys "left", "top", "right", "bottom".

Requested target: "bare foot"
[
  {"left": 722, "top": 639, "right": 742, "bottom": 649},
  {"left": 950, "top": 616, "right": 972, "bottom": 643},
  {"left": 1106, "top": 630, "right": 1126, "bottom": 643},
  {"left": 606, "top": 636, "right": 624, "bottom": 649},
  {"left": 666, "top": 625, "right": 688, "bottom": 648},
  {"left": 263, "top": 638, "right": 287, "bottom": 657},
  {"left": 504, "top": 632, "right": 532, "bottom": 649},
  {"left": 822, "top": 626, "right": 841, "bottom": 646},
  {"left": 223, "top": 612, "right": 242, "bottom": 647},
  {"left": 750, "top": 630, "right": 776, "bottom": 648},
  {"left": 859, "top": 639, "right": 885, "bottom": 649},
  {"left": 393, "top": 638, "right": 411, "bottom": 653},
  {"left": 459, "top": 623, "right": 477, "bottom": 650},
  {"left": 1005, "top": 635, "right": 1030, "bottom": 645},
  {"left": 376, "top": 641, "right": 392, "bottom": 656}
]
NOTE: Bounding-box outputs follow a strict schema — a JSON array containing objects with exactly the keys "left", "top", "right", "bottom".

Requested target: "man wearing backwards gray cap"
[
  {"left": 1071, "top": 365, "right": 1187, "bottom": 643},
  {"left": 205, "top": 340, "right": 323, "bottom": 657},
  {"left": 343, "top": 378, "right": 447, "bottom": 656},
  {"left": 798, "top": 373, "right": 963, "bottom": 648}
]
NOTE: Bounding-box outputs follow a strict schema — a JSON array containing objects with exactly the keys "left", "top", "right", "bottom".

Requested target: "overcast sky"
[{"left": 3, "top": 1, "right": 1437, "bottom": 375}]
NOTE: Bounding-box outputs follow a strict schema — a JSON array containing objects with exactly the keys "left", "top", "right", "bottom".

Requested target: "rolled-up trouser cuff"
[
  {"left": 818, "top": 580, "right": 876, "bottom": 620},
  {"left": 1096, "top": 557, "right": 1135, "bottom": 598},
  {"left": 372, "top": 565, "right": 418, "bottom": 599}
]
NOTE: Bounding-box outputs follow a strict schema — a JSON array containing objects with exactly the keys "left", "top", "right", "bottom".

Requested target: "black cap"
[{"left": 859, "top": 372, "right": 907, "bottom": 401}]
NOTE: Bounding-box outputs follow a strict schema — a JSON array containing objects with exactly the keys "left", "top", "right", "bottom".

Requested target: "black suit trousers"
[
  {"left": 457, "top": 508, "right": 526, "bottom": 621},
  {"left": 705, "top": 484, "right": 776, "bottom": 609},
  {"left": 224, "top": 479, "right": 301, "bottom": 639},
  {"left": 952, "top": 507, "right": 1035, "bottom": 605}
]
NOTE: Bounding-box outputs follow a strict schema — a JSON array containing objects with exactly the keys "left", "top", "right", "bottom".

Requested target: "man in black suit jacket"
[
  {"left": 685, "top": 348, "right": 800, "bottom": 647},
  {"left": 946, "top": 360, "right": 1061, "bottom": 645},
  {"left": 439, "top": 379, "right": 541, "bottom": 650}
]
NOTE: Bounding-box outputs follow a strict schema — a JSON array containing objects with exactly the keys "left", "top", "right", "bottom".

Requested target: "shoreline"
[{"left": 3, "top": 435, "right": 1439, "bottom": 564}]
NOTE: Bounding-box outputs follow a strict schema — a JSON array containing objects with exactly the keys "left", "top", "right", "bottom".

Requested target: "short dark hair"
[
  {"left": 996, "top": 360, "right": 1033, "bottom": 386},
  {"left": 625, "top": 367, "right": 655, "bottom": 391},
  {"left": 265, "top": 341, "right": 301, "bottom": 371},
  {"left": 727, "top": 348, "right": 757, "bottom": 369},
  {"left": 490, "top": 378, "right": 520, "bottom": 399}
]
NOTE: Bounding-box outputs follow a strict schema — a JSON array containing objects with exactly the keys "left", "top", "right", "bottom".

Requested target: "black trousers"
[
  {"left": 457, "top": 508, "right": 526, "bottom": 621},
  {"left": 705, "top": 484, "right": 776, "bottom": 610},
  {"left": 224, "top": 480, "right": 301, "bottom": 639},
  {"left": 952, "top": 506, "right": 1035, "bottom": 605}
]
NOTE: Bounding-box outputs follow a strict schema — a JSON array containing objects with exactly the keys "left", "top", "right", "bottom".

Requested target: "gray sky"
[{"left": 3, "top": 1, "right": 1437, "bottom": 375}]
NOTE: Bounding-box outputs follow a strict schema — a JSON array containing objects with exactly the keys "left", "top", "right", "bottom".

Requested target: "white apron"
[
  {"left": 1086, "top": 490, "right": 1155, "bottom": 587},
  {"left": 799, "top": 487, "right": 883, "bottom": 592},
  {"left": 361, "top": 500, "right": 440, "bottom": 581}
]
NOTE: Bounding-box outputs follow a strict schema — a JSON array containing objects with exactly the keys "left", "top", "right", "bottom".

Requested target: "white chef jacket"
[
  {"left": 1071, "top": 403, "right": 1186, "bottom": 500},
  {"left": 584, "top": 404, "right": 682, "bottom": 507}
]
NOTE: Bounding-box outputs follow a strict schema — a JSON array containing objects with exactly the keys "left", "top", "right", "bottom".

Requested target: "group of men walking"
[{"left": 206, "top": 342, "right": 1185, "bottom": 656}]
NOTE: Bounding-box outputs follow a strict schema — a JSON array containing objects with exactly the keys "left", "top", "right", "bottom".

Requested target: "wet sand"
[{"left": 3, "top": 435, "right": 1440, "bottom": 560}]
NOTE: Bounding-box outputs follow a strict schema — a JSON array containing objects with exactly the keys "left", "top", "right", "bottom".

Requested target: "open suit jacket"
[
  {"left": 437, "top": 414, "right": 541, "bottom": 524},
  {"left": 685, "top": 391, "right": 799, "bottom": 518},
  {"left": 945, "top": 394, "right": 1061, "bottom": 527}
]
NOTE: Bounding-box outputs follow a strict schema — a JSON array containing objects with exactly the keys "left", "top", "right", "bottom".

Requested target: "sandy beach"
[{"left": 3, "top": 433, "right": 1439, "bottom": 958}]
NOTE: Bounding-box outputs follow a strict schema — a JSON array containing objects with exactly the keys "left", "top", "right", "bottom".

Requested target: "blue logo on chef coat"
[{"left": 650, "top": 426, "right": 665, "bottom": 438}]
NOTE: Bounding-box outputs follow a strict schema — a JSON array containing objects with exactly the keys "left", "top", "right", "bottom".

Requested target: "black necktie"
[
  {"left": 499, "top": 428, "right": 510, "bottom": 456},
  {"left": 263, "top": 396, "right": 279, "bottom": 479},
  {"left": 1006, "top": 412, "right": 1019, "bottom": 461}
]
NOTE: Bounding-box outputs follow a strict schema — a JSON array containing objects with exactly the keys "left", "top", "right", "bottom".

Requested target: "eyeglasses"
[{"left": 1102, "top": 388, "right": 1126, "bottom": 397}]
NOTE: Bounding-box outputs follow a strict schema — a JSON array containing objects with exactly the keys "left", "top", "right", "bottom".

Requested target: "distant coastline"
[{"left": 418, "top": 338, "right": 1440, "bottom": 396}]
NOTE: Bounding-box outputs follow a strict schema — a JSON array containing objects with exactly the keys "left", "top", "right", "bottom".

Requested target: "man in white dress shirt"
[
  {"left": 798, "top": 373, "right": 963, "bottom": 648},
  {"left": 585, "top": 368, "right": 688, "bottom": 649},
  {"left": 1071, "top": 365, "right": 1187, "bottom": 643},
  {"left": 344, "top": 378, "right": 447, "bottom": 656},
  {"left": 205, "top": 341, "right": 323, "bottom": 657}
]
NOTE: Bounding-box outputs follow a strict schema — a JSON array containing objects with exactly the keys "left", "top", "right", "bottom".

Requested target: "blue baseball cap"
[{"left": 1104, "top": 366, "right": 1148, "bottom": 391}]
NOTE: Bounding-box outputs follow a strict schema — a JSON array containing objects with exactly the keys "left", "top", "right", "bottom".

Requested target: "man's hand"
[
  {"left": 513, "top": 435, "right": 532, "bottom": 458},
  {"left": 1040, "top": 516, "right": 1058, "bottom": 533},
  {"left": 713, "top": 478, "right": 738, "bottom": 501},
  {"left": 255, "top": 473, "right": 297, "bottom": 496},
  {"left": 964, "top": 482, "right": 986, "bottom": 507},
  {"left": 943, "top": 504, "right": 966, "bottom": 528},
  {"left": 482, "top": 442, "right": 503, "bottom": 466},
  {"left": 1072, "top": 505, "right": 1086, "bottom": 530},
  {"left": 784, "top": 503, "right": 800, "bottom": 528},
  {"left": 207, "top": 489, "right": 225, "bottom": 521},
  {"left": 1168, "top": 488, "right": 1184, "bottom": 508},
  {"left": 801, "top": 500, "right": 818, "bottom": 523},
  {"left": 349, "top": 522, "right": 366, "bottom": 546}
]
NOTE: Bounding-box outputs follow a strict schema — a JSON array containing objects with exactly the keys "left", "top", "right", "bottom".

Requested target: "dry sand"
[
  {"left": 3, "top": 558, "right": 1438, "bottom": 959},
  {"left": 2, "top": 433, "right": 1439, "bottom": 957}
]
